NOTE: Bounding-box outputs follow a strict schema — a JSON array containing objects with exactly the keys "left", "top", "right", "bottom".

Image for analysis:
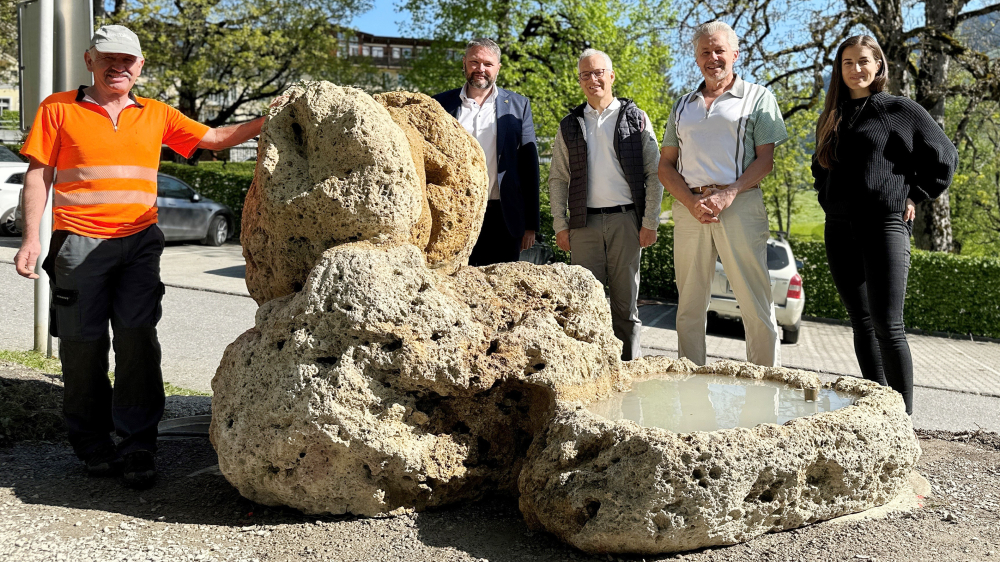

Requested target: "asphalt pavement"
[{"left": 1, "top": 236, "right": 997, "bottom": 432}]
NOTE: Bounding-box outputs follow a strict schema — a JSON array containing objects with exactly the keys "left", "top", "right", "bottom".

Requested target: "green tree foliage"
[
  {"left": 106, "top": 0, "right": 371, "bottom": 126},
  {"left": 0, "top": 0, "right": 16, "bottom": 75},
  {"left": 399, "top": 0, "right": 676, "bottom": 142},
  {"left": 947, "top": 96, "right": 1000, "bottom": 256}
]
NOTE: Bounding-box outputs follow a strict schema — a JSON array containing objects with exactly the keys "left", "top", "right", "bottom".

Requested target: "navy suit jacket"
[{"left": 432, "top": 87, "right": 540, "bottom": 238}]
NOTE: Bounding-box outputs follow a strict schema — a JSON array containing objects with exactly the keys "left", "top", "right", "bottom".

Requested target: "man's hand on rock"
[{"left": 555, "top": 230, "right": 571, "bottom": 252}]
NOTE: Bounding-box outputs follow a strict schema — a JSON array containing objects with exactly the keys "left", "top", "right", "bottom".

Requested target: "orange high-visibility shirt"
[{"left": 21, "top": 87, "right": 210, "bottom": 239}]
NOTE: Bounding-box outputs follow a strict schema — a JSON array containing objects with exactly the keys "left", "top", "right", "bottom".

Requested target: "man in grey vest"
[{"left": 549, "top": 49, "right": 664, "bottom": 360}]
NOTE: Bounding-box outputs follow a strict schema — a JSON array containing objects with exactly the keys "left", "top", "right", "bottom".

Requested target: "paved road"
[
  {"left": 1, "top": 236, "right": 997, "bottom": 431},
  {"left": 0, "top": 238, "right": 255, "bottom": 393}
]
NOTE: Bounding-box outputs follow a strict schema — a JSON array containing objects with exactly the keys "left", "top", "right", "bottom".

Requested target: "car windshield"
[
  {"left": 767, "top": 245, "right": 790, "bottom": 270},
  {"left": 0, "top": 146, "right": 23, "bottom": 163}
]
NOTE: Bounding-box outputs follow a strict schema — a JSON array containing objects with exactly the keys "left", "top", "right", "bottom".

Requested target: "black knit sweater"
[{"left": 812, "top": 92, "right": 958, "bottom": 215}]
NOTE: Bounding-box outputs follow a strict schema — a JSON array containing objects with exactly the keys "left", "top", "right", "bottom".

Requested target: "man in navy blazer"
[{"left": 432, "top": 38, "right": 540, "bottom": 266}]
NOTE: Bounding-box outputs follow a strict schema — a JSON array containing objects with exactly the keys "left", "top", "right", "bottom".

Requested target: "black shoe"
[
  {"left": 85, "top": 443, "right": 124, "bottom": 477},
  {"left": 122, "top": 450, "right": 157, "bottom": 489}
]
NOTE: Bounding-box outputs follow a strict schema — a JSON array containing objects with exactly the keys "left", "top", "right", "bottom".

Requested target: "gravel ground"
[{"left": 2, "top": 364, "right": 999, "bottom": 562}]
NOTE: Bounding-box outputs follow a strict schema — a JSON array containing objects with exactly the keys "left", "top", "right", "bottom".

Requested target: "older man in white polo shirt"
[
  {"left": 550, "top": 49, "right": 663, "bottom": 361},
  {"left": 658, "top": 21, "right": 788, "bottom": 367}
]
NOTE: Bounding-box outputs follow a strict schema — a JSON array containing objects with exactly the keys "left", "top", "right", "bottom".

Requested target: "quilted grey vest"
[{"left": 558, "top": 98, "right": 647, "bottom": 229}]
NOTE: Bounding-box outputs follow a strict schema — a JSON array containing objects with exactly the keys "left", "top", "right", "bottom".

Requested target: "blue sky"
[{"left": 350, "top": 0, "right": 411, "bottom": 37}]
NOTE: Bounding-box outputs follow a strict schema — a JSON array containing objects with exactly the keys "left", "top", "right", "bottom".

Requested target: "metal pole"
[{"left": 33, "top": 0, "right": 53, "bottom": 356}]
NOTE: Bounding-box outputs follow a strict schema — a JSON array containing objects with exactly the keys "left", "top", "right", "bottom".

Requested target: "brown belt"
[{"left": 690, "top": 183, "right": 759, "bottom": 194}]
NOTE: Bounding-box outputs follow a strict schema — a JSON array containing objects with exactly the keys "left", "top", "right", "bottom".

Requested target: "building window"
[
  {"left": 402, "top": 48, "right": 412, "bottom": 58},
  {"left": 362, "top": 45, "right": 371, "bottom": 56},
  {"left": 0, "top": 98, "right": 10, "bottom": 112},
  {"left": 372, "top": 46, "right": 384, "bottom": 58},
  {"left": 392, "top": 47, "right": 401, "bottom": 59}
]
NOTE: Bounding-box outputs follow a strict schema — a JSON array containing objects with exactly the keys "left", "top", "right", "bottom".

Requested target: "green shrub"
[
  {"left": 639, "top": 223, "right": 677, "bottom": 300},
  {"left": 786, "top": 239, "right": 848, "bottom": 320},
  {"left": 158, "top": 161, "right": 255, "bottom": 235},
  {"left": 578, "top": 223, "right": 1000, "bottom": 337},
  {"left": 788, "top": 239, "right": 1000, "bottom": 337}
]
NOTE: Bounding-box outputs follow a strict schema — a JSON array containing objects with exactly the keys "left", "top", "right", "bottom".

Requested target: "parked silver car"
[
  {"left": 708, "top": 235, "right": 805, "bottom": 344},
  {"left": 155, "top": 173, "right": 235, "bottom": 246},
  {"left": 12, "top": 171, "right": 235, "bottom": 246}
]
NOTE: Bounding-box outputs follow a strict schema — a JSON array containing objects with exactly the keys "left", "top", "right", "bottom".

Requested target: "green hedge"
[
  {"left": 790, "top": 239, "right": 1000, "bottom": 338},
  {"left": 626, "top": 228, "right": 1000, "bottom": 338},
  {"left": 158, "top": 161, "right": 255, "bottom": 234}
]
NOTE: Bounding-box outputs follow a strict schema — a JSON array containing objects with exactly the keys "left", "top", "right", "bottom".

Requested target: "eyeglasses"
[{"left": 578, "top": 69, "right": 607, "bottom": 81}]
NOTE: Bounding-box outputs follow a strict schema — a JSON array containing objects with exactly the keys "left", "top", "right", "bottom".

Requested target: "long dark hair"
[{"left": 815, "top": 35, "right": 888, "bottom": 169}]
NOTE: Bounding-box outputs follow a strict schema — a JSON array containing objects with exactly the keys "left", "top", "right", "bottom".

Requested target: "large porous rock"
[
  {"left": 374, "top": 92, "right": 489, "bottom": 273},
  {"left": 210, "top": 244, "right": 626, "bottom": 516},
  {"left": 241, "top": 82, "right": 423, "bottom": 304},
  {"left": 517, "top": 357, "right": 921, "bottom": 555}
]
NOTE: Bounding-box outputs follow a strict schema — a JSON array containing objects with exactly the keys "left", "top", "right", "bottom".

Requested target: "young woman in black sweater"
[{"left": 812, "top": 35, "right": 957, "bottom": 416}]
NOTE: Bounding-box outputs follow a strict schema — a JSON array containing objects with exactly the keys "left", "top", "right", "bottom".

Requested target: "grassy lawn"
[
  {"left": 775, "top": 190, "right": 825, "bottom": 241},
  {"left": 0, "top": 350, "right": 208, "bottom": 396}
]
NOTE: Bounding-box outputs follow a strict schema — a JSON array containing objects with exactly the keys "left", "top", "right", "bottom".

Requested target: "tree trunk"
[
  {"left": 913, "top": 0, "right": 955, "bottom": 252},
  {"left": 875, "top": 0, "right": 910, "bottom": 96}
]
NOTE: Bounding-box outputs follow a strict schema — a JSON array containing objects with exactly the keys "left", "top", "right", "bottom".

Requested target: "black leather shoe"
[
  {"left": 85, "top": 443, "right": 124, "bottom": 477},
  {"left": 122, "top": 450, "right": 157, "bottom": 489}
]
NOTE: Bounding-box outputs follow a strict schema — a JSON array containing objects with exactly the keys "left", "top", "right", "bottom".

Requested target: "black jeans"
[
  {"left": 825, "top": 212, "right": 914, "bottom": 414},
  {"left": 469, "top": 200, "right": 522, "bottom": 266},
  {"left": 42, "top": 225, "right": 167, "bottom": 458}
]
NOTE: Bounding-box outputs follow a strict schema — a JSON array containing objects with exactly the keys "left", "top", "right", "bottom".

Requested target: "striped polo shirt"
[
  {"left": 662, "top": 75, "right": 787, "bottom": 188},
  {"left": 21, "top": 87, "right": 209, "bottom": 238}
]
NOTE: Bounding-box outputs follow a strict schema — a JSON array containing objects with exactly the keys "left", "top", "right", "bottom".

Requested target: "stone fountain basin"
[{"left": 517, "top": 356, "right": 921, "bottom": 555}]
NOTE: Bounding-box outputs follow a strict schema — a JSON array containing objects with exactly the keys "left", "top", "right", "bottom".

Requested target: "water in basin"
[{"left": 588, "top": 374, "right": 856, "bottom": 433}]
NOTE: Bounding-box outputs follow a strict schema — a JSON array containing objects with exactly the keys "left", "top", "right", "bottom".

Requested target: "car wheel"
[
  {"left": 203, "top": 215, "right": 228, "bottom": 246},
  {"left": 781, "top": 321, "right": 801, "bottom": 344},
  {"left": 0, "top": 210, "right": 19, "bottom": 236}
]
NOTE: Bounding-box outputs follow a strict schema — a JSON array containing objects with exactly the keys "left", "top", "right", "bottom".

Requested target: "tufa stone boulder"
[
  {"left": 211, "top": 244, "right": 627, "bottom": 516},
  {"left": 241, "top": 82, "right": 423, "bottom": 304},
  {"left": 517, "top": 357, "right": 922, "bottom": 555},
  {"left": 373, "top": 92, "right": 489, "bottom": 273}
]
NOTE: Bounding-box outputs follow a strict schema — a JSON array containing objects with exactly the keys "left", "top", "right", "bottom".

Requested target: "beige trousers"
[{"left": 672, "top": 188, "right": 780, "bottom": 366}]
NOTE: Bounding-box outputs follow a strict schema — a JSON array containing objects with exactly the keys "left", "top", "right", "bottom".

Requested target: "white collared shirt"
[
  {"left": 583, "top": 98, "right": 637, "bottom": 208},
  {"left": 457, "top": 85, "right": 500, "bottom": 200},
  {"left": 662, "top": 75, "right": 787, "bottom": 187}
]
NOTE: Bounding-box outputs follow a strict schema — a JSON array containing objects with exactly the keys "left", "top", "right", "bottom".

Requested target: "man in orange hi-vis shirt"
[{"left": 15, "top": 25, "right": 264, "bottom": 489}]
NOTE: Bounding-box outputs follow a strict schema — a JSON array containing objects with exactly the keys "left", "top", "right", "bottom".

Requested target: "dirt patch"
[{"left": 2, "top": 364, "right": 999, "bottom": 561}]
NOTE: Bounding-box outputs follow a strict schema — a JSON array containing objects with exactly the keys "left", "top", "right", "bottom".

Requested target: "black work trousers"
[
  {"left": 42, "top": 225, "right": 166, "bottom": 459},
  {"left": 469, "top": 200, "right": 522, "bottom": 266},
  {"left": 825, "top": 212, "right": 914, "bottom": 415}
]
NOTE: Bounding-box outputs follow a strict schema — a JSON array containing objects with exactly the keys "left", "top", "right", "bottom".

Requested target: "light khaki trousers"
[
  {"left": 672, "top": 189, "right": 780, "bottom": 366},
  {"left": 569, "top": 211, "right": 642, "bottom": 361}
]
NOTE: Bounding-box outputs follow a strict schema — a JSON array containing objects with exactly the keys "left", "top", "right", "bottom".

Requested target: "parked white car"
[
  {"left": 0, "top": 146, "right": 28, "bottom": 236},
  {"left": 708, "top": 236, "right": 805, "bottom": 344}
]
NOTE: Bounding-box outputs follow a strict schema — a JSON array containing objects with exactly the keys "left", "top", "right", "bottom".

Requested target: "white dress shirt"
[
  {"left": 457, "top": 85, "right": 500, "bottom": 200},
  {"left": 583, "top": 98, "right": 637, "bottom": 208}
]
